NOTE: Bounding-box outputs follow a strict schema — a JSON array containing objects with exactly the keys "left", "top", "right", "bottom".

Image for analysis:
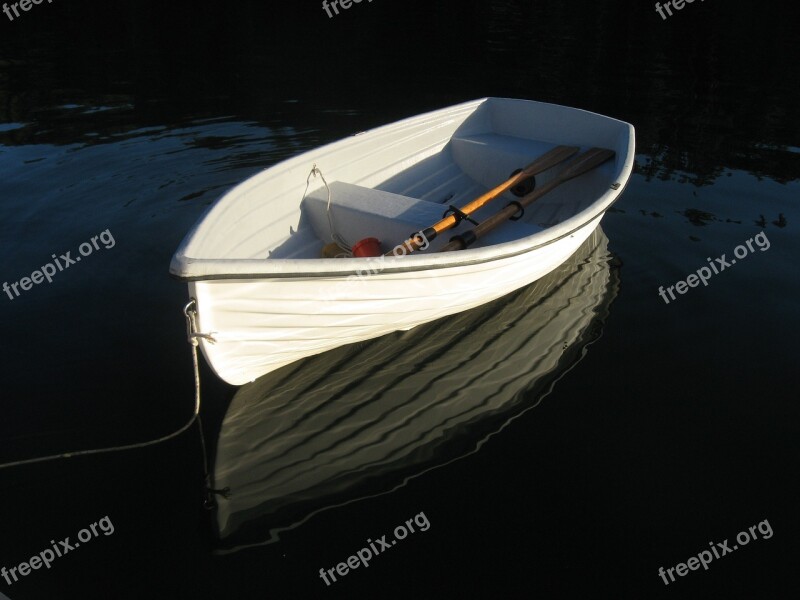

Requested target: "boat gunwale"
[{"left": 169, "top": 198, "right": 621, "bottom": 282}]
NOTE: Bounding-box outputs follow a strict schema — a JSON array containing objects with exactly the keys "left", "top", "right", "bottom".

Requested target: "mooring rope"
[{"left": 0, "top": 300, "right": 205, "bottom": 471}]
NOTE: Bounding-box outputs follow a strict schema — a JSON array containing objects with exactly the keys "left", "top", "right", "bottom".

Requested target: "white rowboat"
[{"left": 170, "top": 98, "right": 634, "bottom": 385}]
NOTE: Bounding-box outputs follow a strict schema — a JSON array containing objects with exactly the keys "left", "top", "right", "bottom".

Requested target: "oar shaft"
[
  {"left": 386, "top": 144, "right": 579, "bottom": 255},
  {"left": 439, "top": 148, "right": 615, "bottom": 252},
  {"left": 456, "top": 144, "right": 579, "bottom": 216}
]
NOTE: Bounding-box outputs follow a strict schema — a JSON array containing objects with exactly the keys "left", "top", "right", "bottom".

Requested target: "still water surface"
[{"left": 0, "top": 1, "right": 797, "bottom": 598}]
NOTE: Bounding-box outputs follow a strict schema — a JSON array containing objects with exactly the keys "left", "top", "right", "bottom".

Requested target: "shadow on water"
[{"left": 209, "top": 226, "right": 619, "bottom": 553}]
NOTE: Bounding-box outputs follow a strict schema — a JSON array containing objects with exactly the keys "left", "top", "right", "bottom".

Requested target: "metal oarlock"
[
  {"left": 505, "top": 200, "right": 525, "bottom": 221},
  {"left": 443, "top": 204, "right": 480, "bottom": 226},
  {"left": 509, "top": 168, "right": 536, "bottom": 197}
]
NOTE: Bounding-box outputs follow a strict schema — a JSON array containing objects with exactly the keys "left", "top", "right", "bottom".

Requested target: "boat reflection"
[{"left": 211, "top": 226, "right": 619, "bottom": 551}]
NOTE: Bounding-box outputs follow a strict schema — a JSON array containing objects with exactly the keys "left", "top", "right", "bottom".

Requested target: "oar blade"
[
  {"left": 521, "top": 145, "right": 580, "bottom": 177},
  {"left": 558, "top": 148, "right": 616, "bottom": 182}
]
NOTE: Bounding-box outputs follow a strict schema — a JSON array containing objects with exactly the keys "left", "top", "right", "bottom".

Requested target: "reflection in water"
[{"left": 211, "top": 226, "right": 620, "bottom": 551}]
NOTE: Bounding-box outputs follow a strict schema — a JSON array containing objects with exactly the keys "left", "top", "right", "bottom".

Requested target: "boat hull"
[{"left": 191, "top": 214, "right": 602, "bottom": 385}]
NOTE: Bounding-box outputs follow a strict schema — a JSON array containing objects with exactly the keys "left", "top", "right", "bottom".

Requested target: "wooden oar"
[
  {"left": 438, "top": 148, "right": 616, "bottom": 252},
  {"left": 386, "top": 144, "right": 579, "bottom": 256}
]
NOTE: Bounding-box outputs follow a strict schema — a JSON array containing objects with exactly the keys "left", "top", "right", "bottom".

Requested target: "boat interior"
[{"left": 268, "top": 133, "right": 614, "bottom": 260}]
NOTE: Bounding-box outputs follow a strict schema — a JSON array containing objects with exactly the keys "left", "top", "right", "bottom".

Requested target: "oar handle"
[{"left": 439, "top": 147, "right": 615, "bottom": 252}]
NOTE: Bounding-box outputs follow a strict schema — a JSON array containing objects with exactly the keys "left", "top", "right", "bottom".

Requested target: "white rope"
[
  {"left": 0, "top": 301, "right": 204, "bottom": 471},
  {"left": 308, "top": 164, "right": 351, "bottom": 255}
]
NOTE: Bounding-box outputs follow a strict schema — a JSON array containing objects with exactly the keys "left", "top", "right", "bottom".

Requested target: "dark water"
[{"left": 1, "top": 1, "right": 798, "bottom": 598}]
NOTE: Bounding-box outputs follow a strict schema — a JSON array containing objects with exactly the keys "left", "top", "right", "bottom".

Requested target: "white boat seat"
[{"left": 301, "top": 181, "right": 542, "bottom": 254}]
